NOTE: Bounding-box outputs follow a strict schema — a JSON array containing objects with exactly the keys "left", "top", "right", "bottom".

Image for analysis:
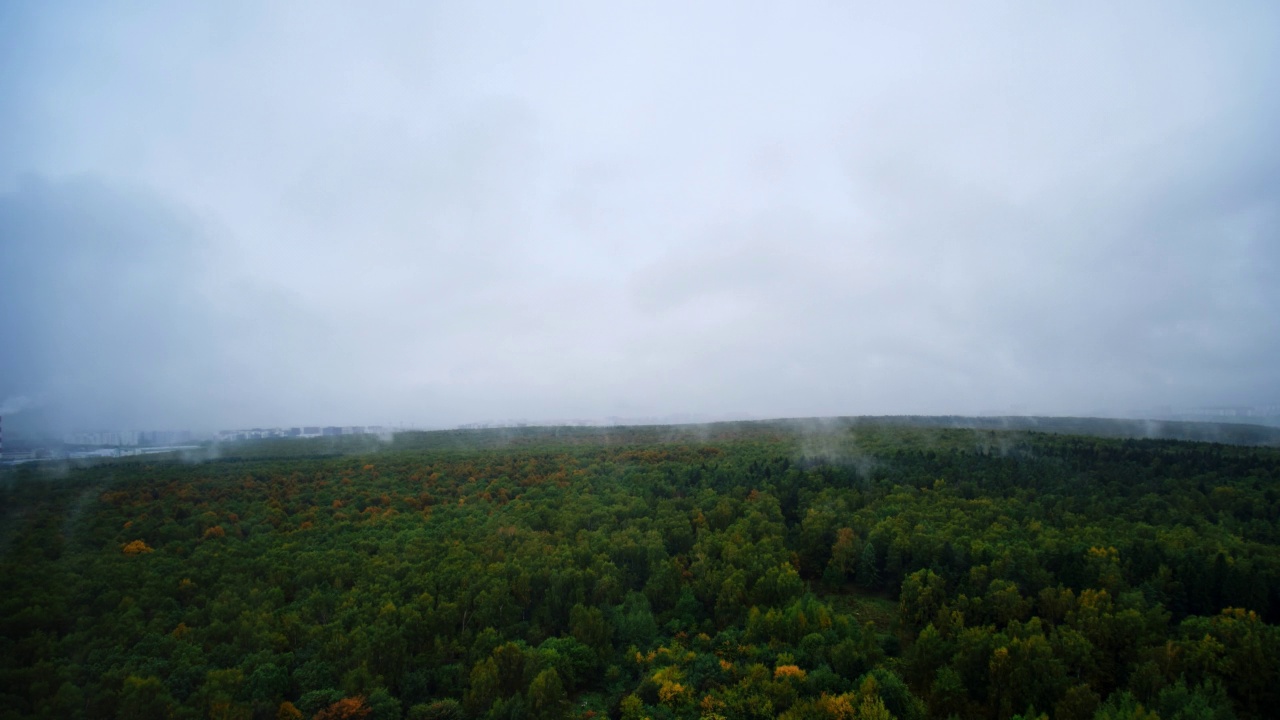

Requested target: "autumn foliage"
[
  {"left": 121, "top": 539, "right": 153, "bottom": 554},
  {"left": 313, "top": 696, "right": 370, "bottom": 720},
  {"left": 775, "top": 664, "right": 807, "bottom": 680}
]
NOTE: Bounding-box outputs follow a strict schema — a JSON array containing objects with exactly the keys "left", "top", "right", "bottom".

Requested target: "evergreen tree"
[{"left": 858, "top": 542, "right": 880, "bottom": 589}]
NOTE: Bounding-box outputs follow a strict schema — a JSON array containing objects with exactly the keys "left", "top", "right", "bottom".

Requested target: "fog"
[{"left": 2, "top": 1, "right": 1278, "bottom": 435}]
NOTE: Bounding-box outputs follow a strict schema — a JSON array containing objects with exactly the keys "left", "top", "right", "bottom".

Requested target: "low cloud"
[{"left": 1, "top": 1, "right": 1277, "bottom": 434}]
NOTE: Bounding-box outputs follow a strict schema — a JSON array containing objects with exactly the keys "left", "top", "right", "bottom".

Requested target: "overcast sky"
[{"left": 2, "top": 1, "right": 1278, "bottom": 434}]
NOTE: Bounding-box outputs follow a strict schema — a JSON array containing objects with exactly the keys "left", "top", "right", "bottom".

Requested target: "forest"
[{"left": 2, "top": 419, "right": 1279, "bottom": 720}]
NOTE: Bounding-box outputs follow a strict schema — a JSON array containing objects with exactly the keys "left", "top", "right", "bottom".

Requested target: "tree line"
[{"left": 1, "top": 423, "right": 1278, "bottom": 719}]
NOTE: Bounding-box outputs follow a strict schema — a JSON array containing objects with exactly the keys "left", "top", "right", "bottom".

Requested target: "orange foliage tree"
[
  {"left": 122, "top": 539, "right": 154, "bottom": 554},
  {"left": 314, "top": 696, "right": 370, "bottom": 720}
]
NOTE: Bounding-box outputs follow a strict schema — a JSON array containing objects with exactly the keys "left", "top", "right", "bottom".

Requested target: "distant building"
[{"left": 64, "top": 431, "right": 142, "bottom": 447}]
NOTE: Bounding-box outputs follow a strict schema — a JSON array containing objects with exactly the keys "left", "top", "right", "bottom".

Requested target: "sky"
[{"left": 2, "top": 1, "right": 1278, "bottom": 435}]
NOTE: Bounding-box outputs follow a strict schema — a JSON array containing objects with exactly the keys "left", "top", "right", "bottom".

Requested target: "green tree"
[
  {"left": 526, "top": 668, "right": 567, "bottom": 720},
  {"left": 367, "top": 688, "right": 402, "bottom": 720},
  {"left": 899, "top": 569, "right": 946, "bottom": 636},
  {"left": 569, "top": 604, "right": 613, "bottom": 659},
  {"left": 118, "top": 675, "right": 175, "bottom": 719},
  {"left": 857, "top": 542, "right": 880, "bottom": 589},
  {"left": 407, "top": 699, "right": 463, "bottom": 720}
]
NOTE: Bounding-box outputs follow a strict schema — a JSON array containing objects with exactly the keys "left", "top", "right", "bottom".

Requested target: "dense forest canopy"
[{"left": 3, "top": 419, "right": 1280, "bottom": 719}]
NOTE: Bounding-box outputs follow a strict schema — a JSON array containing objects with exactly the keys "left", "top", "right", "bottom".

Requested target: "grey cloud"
[
  {"left": 2, "top": 1, "right": 1278, "bottom": 434},
  {"left": 0, "top": 177, "right": 346, "bottom": 433}
]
